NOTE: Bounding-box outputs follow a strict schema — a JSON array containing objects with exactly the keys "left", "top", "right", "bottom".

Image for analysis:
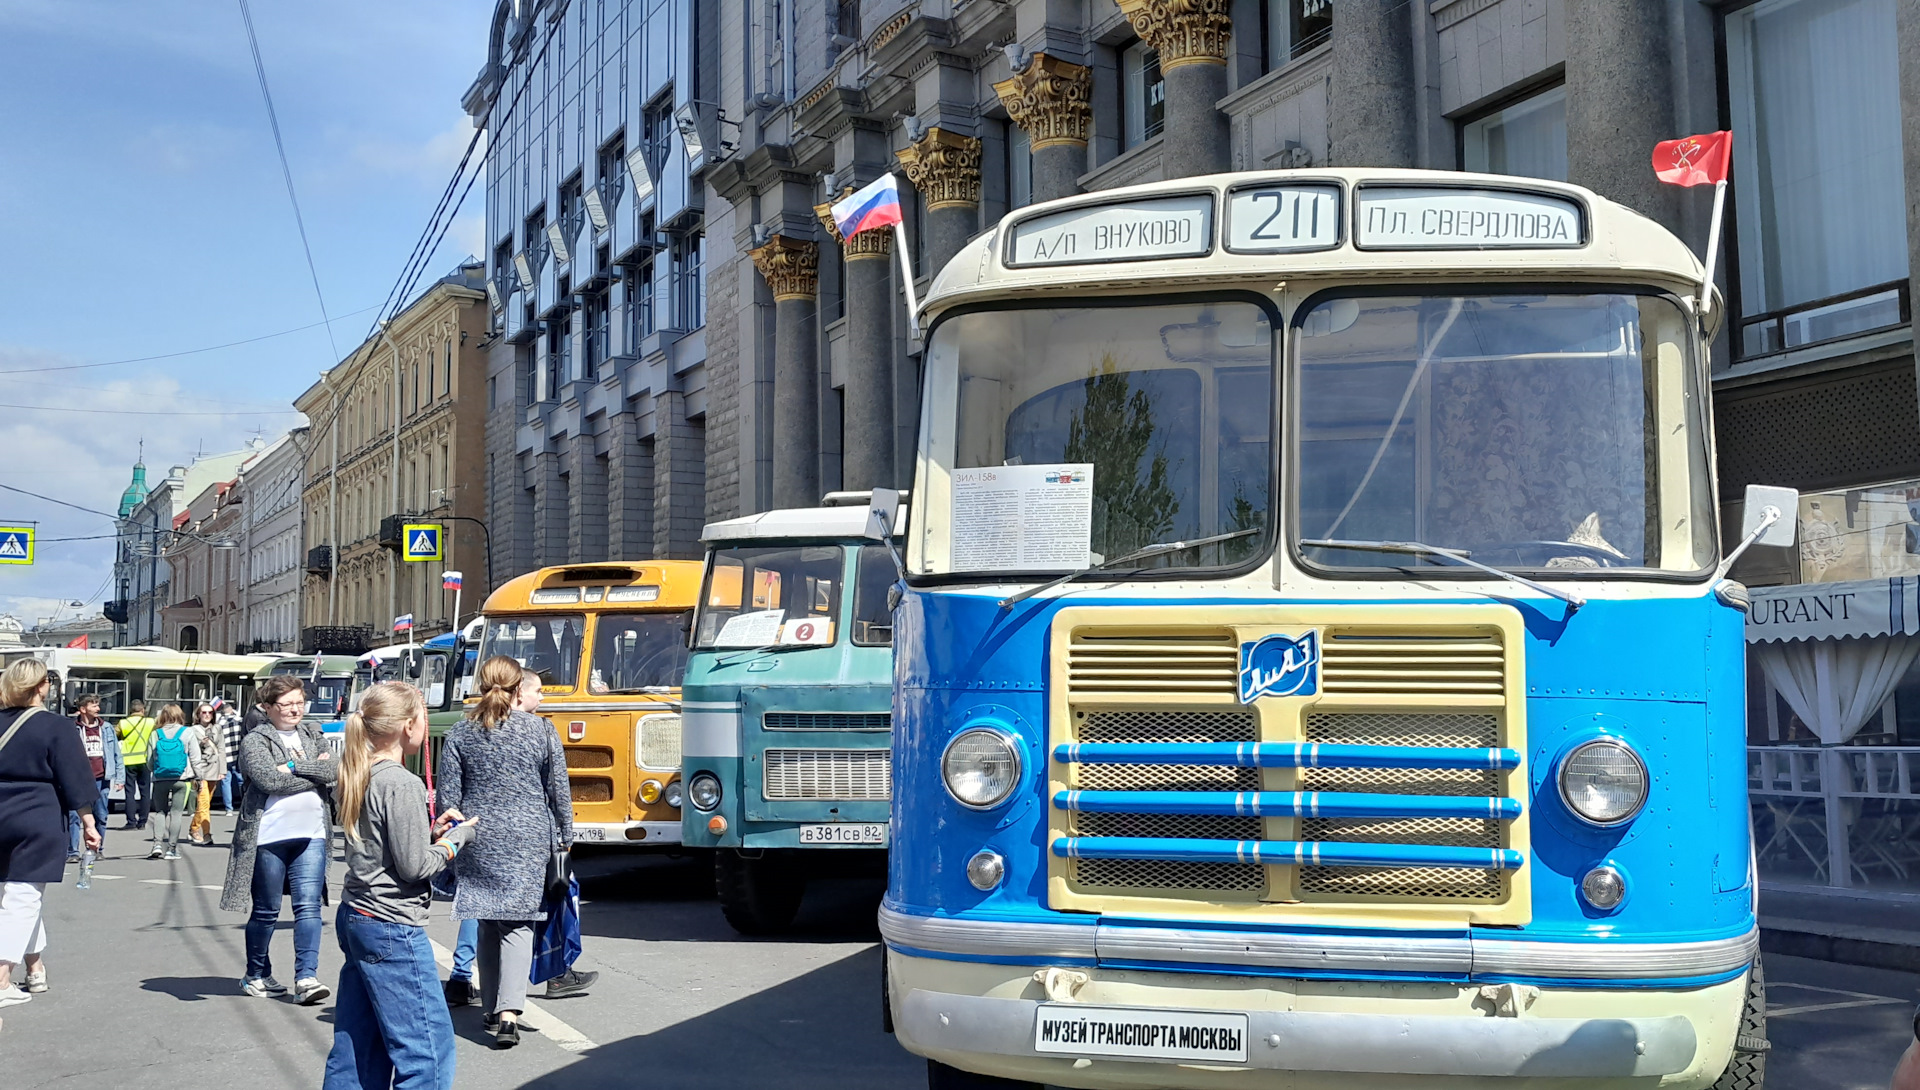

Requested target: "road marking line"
[
  {"left": 1768, "top": 982, "right": 1901, "bottom": 1002},
  {"left": 93, "top": 874, "right": 125, "bottom": 880},
  {"left": 1768, "top": 997, "right": 1909, "bottom": 1018},
  {"left": 141, "top": 879, "right": 179, "bottom": 885},
  {"left": 427, "top": 937, "right": 596, "bottom": 1053},
  {"left": 196, "top": 885, "right": 222, "bottom": 891}
]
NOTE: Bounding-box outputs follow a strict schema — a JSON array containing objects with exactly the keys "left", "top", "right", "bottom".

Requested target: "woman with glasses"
[
  {"left": 219, "top": 675, "right": 335, "bottom": 1007},
  {"left": 187, "top": 702, "right": 226, "bottom": 847}
]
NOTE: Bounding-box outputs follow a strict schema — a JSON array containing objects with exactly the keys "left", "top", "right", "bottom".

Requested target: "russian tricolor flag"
[
  {"left": 831, "top": 173, "right": 904, "bottom": 239},
  {"left": 393, "top": 614, "right": 415, "bottom": 633},
  {"left": 443, "top": 571, "right": 464, "bottom": 590}
]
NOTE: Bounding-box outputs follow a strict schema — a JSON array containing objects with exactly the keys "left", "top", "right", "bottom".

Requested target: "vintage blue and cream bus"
[{"left": 882, "top": 169, "right": 1788, "bottom": 1089}]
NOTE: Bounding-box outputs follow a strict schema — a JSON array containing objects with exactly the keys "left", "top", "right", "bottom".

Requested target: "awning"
[{"left": 1746, "top": 577, "right": 1920, "bottom": 643}]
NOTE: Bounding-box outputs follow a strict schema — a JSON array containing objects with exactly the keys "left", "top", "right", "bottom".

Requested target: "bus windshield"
[
  {"left": 1294, "top": 291, "right": 1715, "bottom": 574},
  {"left": 588, "top": 612, "right": 692, "bottom": 693},
  {"left": 917, "top": 300, "right": 1272, "bottom": 575},
  {"left": 694, "top": 545, "right": 844, "bottom": 649},
  {"left": 478, "top": 614, "right": 586, "bottom": 687}
]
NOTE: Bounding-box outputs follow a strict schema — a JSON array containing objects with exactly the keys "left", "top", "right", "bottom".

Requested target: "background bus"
[
  {"left": 17, "top": 646, "right": 267, "bottom": 719},
  {"left": 475, "top": 561, "right": 699, "bottom": 845}
]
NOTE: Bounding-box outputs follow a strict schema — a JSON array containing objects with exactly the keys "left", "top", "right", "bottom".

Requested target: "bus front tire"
[
  {"left": 927, "top": 1060, "right": 1042, "bottom": 1090},
  {"left": 1711, "top": 957, "right": 1769, "bottom": 1089},
  {"left": 715, "top": 849, "right": 805, "bottom": 935}
]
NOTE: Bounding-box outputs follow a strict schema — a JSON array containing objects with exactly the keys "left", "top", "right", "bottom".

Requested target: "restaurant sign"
[{"left": 1746, "top": 577, "right": 1920, "bottom": 643}]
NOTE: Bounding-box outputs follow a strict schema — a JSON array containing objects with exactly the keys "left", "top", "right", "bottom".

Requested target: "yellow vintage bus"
[{"left": 473, "top": 561, "right": 700, "bottom": 845}]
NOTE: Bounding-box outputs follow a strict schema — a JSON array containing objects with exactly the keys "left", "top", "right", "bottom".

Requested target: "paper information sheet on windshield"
[
  {"left": 950, "top": 464, "right": 1093, "bottom": 572},
  {"left": 716, "top": 609, "right": 784, "bottom": 646}
]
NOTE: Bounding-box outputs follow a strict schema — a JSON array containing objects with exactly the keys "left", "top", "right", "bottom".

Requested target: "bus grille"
[
  {"left": 763, "top": 712, "right": 892, "bottom": 731},
  {"left": 1052, "top": 624, "right": 1524, "bottom": 915},
  {"left": 763, "top": 748, "right": 893, "bottom": 801},
  {"left": 638, "top": 714, "right": 682, "bottom": 771}
]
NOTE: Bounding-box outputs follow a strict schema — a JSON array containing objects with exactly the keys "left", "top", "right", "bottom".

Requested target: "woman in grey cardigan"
[
  {"left": 436, "top": 656, "right": 572, "bottom": 1048},
  {"left": 219, "top": 675, "right": 336, "bottom": 1007}
]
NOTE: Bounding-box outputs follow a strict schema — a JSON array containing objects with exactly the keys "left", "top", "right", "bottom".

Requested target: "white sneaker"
[
  {"left": 24, "top": 969, "right": 45, "bottom": 994},
  {"left": 146, "top": 847, "right": 163, "bottom": 859},
  {"left": 162, "top": 850, "right": 180, "bottom": 861},
  {"left": 0, "top": 986, "right": 30, "bottom": 1008},
  {"left": 294, "top": 977, "right": 330, "bottom": 1006},
  {"left": 241, "top": 977, "right": 287, "bottom": 997}
]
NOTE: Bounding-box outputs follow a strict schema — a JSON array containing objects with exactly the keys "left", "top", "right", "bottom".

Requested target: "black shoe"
[
  {"left": 543, "top": 969, "right": 597, "bottom": 999},
  {"left": 493, "top": 1019, "right": 520, "bottom": 1049},
  {"left": 444, "top": 978, "right": 476, "bottom": 1008},
  {"left": 66, "top": 854, "right": 80, "bottom": 864}
]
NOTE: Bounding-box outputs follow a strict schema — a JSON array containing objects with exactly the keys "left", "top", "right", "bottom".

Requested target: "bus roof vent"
[{"left": 553, "top": 565, "right": 640, "bottom": 584}]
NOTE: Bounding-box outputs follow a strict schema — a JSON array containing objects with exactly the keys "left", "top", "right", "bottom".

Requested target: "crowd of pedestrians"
[{"left": 0, "top": 653, "right": 591, "bottom": 1084}]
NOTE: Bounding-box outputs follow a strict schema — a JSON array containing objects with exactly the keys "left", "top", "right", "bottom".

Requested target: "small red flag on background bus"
[
  {"left": 66, "top": 634, "right": 87, "bottom": 649},
  {"left": 1652, "top": 131, "right": 1733, "bottom": 187}
]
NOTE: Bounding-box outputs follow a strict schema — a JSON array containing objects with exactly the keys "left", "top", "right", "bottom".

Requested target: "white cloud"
[{"left": 349, "top": 113, "right": 477, "bottom": 185}]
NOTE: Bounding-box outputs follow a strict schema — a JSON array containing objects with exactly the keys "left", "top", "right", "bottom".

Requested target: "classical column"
[
  {"left": 1118, "top": 0, "right": 1233, "bottom": 175},
  {"left": 897, "top": 127, "right": 983, "bottom": 276},
  {"left": 1565, "top": 0, "right": 1678, "bottom": 230},
  {"left": 816, "top": 192, "right": 895, "bottom": 494},
  {"left": 1329, "top": 0, "right": 1415, "bottom": 167},
  {"left": 994, "top": 54, "right": 1092, "bottom": 203},
  {"left": 749, "top": 235, "right": 822, "bottom": 508}
]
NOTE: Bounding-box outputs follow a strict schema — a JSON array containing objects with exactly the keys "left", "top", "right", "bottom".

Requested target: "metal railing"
[{"left": 1750, "top": 745, "right": 1920, "bottom": 890}]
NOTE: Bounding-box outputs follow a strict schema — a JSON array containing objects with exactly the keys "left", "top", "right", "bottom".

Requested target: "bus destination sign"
[
  {"left": 1356, "top": 186, "right": 1583, "bottom": 249},
  {"left": 1007, "top": 193, "right": 1213, "bottom": 267},
  {"left": 1225, "top": 183, "right": 1341, "bottom": 253}
]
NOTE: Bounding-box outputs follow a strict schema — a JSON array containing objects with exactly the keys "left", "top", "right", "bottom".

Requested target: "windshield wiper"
[
  {"left": 708, "top": 642, "right": 815, "bottom": 668},
  {"left": 1300, "top": 538, "right": 1584, "bottom": 613},
  {"left": 998, "top": 528, "right": 1261, "bottom": 610}
]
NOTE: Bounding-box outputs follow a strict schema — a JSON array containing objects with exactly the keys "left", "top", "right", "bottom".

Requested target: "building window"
[
  {"left": 672, "top": 231, "right": 705, "bottom": 329},
  {"left": 1727, "top": 0, "right": 1908, "bottom": 357},
  {"left": 643, "top": 94, "right": 674, "bottom": 180},
  {"left": 1121, "top": 41, "right": 1165, "bottom": 151},
  {"left": 1266, "top": 0, "right": 1332, "bottom": 69},
  {"left": 596, "top": 134, "right": 626, "bottom": 213},
  {"left": 557, "top": 174, "right": 584, "bottom": 257},
  {"left": 582, "top": 287, "right": 610, "bottom": 379},
  {"left": 627, "top": 260, "right": 655, "bottom": 345},
  {"left": 1460, "top": 84, "right": 1568, "bottom": 182},
  {"left": 544, "top": 320, "right": 568, "bottom": 399},
  {"left": 1009, "top": 123, "right": 1033, "bottom": 210}
]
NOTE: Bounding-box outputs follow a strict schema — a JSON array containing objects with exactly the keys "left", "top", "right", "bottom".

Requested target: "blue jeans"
[
  {"left": 245, "top": 837, "right": 327, "bottom": 982},
  {"left": 221, "top": 769, "right": 243, "bottom": 811},
  {"left": 449, "top": 918, "right": 478, "bottom": 982},
  {"left": 324, "top": 906, "right": 455, "bottom": 1090},
  {"left": 68, "top": 779, "right": 111, "bottom": 855}
]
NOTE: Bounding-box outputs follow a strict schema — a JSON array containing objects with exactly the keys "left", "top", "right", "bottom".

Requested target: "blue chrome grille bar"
[
  {"left": 1055, "top": 741, "right": 1521, "bottom": 770},
  {"left": 1053, "top": 836, "right": 1526, "bottom": 871},
  {"left": 1057, "top": 789, "right": 1521, "bottom": 821}
]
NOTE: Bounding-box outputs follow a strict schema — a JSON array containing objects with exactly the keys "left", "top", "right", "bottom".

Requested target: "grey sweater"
[{"left": 341, "top": 761, "right": 475, "bottom": 926}]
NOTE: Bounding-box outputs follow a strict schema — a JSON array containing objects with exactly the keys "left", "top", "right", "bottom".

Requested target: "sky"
[{"left": 0, "top": 0, "right": 495, "bottom": 627}]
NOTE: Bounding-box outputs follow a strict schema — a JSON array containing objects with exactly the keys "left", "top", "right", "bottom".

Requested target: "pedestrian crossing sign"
[
  {"left": 401, "top": 523, "right": 443, "bottom": 563},
  {"left": 0, "top": 526, "right": 34, "bottom": 565}
]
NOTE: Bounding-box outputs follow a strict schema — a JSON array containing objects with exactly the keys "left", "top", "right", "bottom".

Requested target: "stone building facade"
[
  {"left": 465, "top": 0, "right": 712, "bottom": 577},
  {"left": 110, "top": 445, "right": 259, "bottom": 646},
  {"left": 236, "top": 430, "right": 307, "bottom": 653},
  {"left": 294, "top": 266, "right": 491, "bottom": 652}
]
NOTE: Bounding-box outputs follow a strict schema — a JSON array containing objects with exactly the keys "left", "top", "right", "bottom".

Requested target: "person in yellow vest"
[{"left": 117, "top": 701, "right": 156, "bottom": 830}]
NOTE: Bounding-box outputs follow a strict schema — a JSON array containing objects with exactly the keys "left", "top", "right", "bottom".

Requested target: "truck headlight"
[
  {"left": 664, "top": 779, "right": 685, "bottom": 809},
  {"left": 942, "top": 728, "right": 1021, "bottom": 810},
  {"left": 1558, "top": 740, "right": 1648, "bottom": 825},
  {"left": 688, "top": 771, "right": 722, "bottom": 812}
]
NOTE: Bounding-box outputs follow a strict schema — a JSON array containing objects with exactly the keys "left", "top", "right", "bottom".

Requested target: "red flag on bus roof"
[
  {"left": 66, "top": 634, "right": 87, "bottom": 649},
  {"left": 1652, "top": 131, "right": 1733, "bottom": 187}
]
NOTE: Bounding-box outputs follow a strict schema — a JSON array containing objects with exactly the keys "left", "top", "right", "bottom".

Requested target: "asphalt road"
[{"left": 6, "top": 813, "right": 1916, "bottom": 1089}]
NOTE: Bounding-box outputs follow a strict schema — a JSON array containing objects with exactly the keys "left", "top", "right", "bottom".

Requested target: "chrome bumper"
[
  {"left": 878, "top": 903, "right": 1758, "bottom": 981},
  {"left": 572, "top": 820, "right": 682, "bottom": 845},
  {"left": 895, "top": 987, "right": 1700, "bottom": 1078}
]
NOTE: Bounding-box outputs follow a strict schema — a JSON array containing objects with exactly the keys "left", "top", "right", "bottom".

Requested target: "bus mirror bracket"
[
  {"left": 866, "top": 487, "right": 911, "bottom": 609},
  {"left": 1717, "top": 484, "right": 1798, "bottom": 581}
]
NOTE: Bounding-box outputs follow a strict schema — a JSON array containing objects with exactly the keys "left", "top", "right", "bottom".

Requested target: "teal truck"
[{"left": 680, "top": 497, "right": 902, "bottom": 934}]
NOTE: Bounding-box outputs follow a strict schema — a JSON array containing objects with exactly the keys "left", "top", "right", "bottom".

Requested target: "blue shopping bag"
[{"left": 530, "top": 873, "right": 582, "bottom": 984}]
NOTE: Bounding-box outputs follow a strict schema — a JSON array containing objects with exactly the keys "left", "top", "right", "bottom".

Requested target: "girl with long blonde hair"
[{"left": 325, "top": 681, "right": 474, "bottom": 1090}]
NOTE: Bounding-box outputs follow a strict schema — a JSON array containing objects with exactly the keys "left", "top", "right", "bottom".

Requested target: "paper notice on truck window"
[
  {"left": 950, "top": 464, "right": 1093, "bottom": 571},
  {"left": 716, "top": 609, "right": 784, "bottom": 646}
]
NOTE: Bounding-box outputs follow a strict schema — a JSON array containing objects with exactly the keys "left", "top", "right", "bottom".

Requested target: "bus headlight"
[
  {"left": 688, "top": 771, "right": 722, "bottom": 812},
  {"left": 1558, "top": 740, "right": 1648, "bottom": 825},
  {"left": 638, "top": 779, "right": 663, "bottom": 804},
  {"left": 966, "top": 849, "right": 1005, "bottom": 891},
  {"left": 942, "top": 728, "right": 1021, "bottom": 810},
  {"left": 664, "top": 780, "right": 685, "bottom": 809}
]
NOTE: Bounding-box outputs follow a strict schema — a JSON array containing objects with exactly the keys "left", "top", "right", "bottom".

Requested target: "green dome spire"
[{"left": 118, "top": 461, "right": 149, "bottom": 519}]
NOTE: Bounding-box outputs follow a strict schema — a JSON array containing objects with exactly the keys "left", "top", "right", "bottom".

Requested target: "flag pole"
[
  {"left": 1698, "top": 178, "right": 1728, "bottom": 318},
  {"left": 892, "top": 219, "right": 921, "bottom": 339}
]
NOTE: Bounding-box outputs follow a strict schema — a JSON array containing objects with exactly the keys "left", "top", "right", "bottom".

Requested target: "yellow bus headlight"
[{"left": 638, "top": 779, "right": 663, "bottom": 804}]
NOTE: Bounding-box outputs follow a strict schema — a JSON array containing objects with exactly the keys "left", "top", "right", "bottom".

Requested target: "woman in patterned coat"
[{"left": 435, "top": 656, "right": 573, "bottom": 1049}]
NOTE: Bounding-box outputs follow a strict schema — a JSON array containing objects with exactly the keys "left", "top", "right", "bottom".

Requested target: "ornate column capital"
[
  {"left": 1117, "top": 0, "right": 1233, "bottom": 68},
  {"left": 896, "top": 128, "right": 983, "bottom": 211},
  {"left": 814, "top": 190, "right": 894, "bottom": 260},
  {"left": 748, "top": 235, "right": 820, "bottom": 300},
  {"left": 992, "top": 53, "right": 1092, "bottom": 150}
]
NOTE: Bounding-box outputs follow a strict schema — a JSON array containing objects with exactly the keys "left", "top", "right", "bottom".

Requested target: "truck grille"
[
  {"left": 763, "top": 712, "right": 892, "bottom": 731},
  {"left": 638, "top": 714, "right": 681, "bottom": 771},
  {"left": 1050, "top": 619, "right": 1527, "bottom": 920},
  {"left": 763, "top": 748, "right": 893, "bottom": 800}
]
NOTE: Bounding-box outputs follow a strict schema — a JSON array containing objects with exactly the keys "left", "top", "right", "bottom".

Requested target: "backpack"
[{"left": 153, "top": 725, "right": 191, "bottom": 779}]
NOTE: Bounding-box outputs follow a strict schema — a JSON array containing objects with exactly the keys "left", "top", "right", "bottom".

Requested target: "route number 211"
[{"left": 1225, "top": 185, "right": 1341, "bottom": 253}]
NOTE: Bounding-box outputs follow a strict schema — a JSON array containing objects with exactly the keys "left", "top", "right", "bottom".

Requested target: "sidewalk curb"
[{"left": 1761, "top": 915, "right": 1920, "bottom": 973}]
